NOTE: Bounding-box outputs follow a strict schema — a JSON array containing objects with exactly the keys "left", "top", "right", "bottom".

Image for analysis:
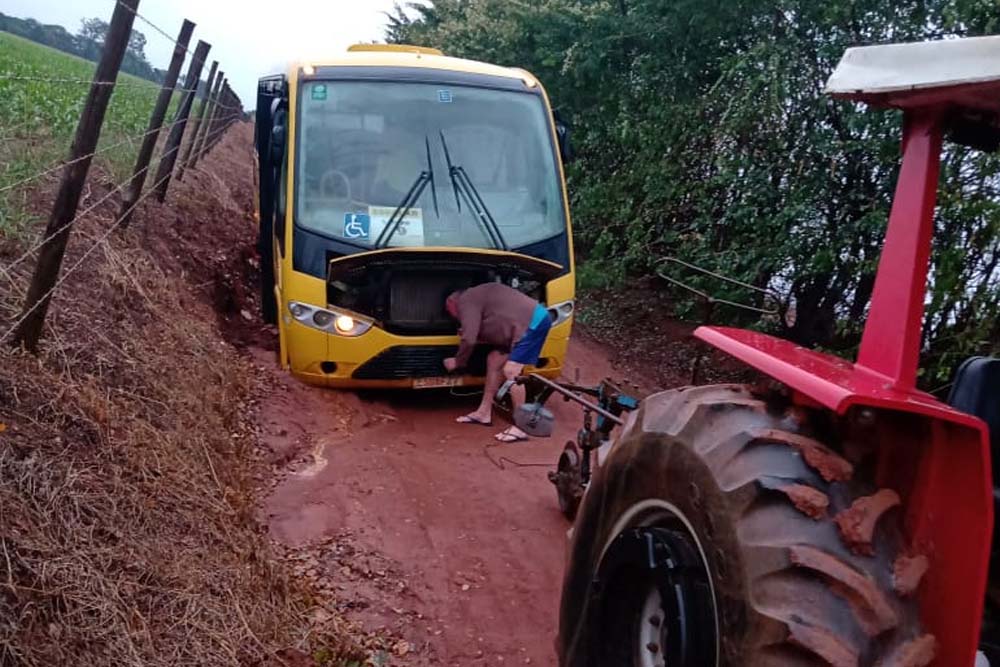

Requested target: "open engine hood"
[{"left": 327, "top": 247, "right": 564, "bottom": 283}]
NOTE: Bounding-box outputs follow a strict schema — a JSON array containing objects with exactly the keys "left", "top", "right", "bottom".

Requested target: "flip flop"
[
  {"left": 495, "top": 427, "right": 528, "bottom": 443},
  {"left": 456, "top": 414, "right": 492, "bottom": 426}
]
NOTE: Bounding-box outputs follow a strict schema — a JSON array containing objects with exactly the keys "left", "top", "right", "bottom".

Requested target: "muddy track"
[
  {"left": 251, "top": 332, "right": 641, "bottom": 666},
  {"left": 193, "top": 126, "right": 663, "bottom": 664}
]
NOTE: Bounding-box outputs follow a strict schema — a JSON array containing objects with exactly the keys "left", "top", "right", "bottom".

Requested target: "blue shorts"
[{"left": 509, "top": 305, "right": 552, "bottom": 365}]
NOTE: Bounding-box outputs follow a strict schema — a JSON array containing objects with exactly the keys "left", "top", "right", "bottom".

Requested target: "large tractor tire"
[{"left": 559, "top": 384, "right": 934, "bottom": 667}]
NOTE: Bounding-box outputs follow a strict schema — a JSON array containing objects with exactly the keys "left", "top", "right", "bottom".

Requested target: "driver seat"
[
  {"left": 948, "top": 356, "right": 1000, "bottom": 471},
  {"left": 947, "top": 356, "right": 1000, "bottom": 662}
]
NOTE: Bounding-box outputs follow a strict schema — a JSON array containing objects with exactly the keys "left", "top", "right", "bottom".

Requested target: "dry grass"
[{"left": 0, "top": 140, "right": 368, "bottom": 666}]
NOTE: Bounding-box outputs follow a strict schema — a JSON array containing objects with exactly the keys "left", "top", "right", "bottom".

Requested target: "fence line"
[
  {"left": 0, "top": 114, "right": 83, "bottom": 143},
  {"left": 0, "top": 113, "right": 194, "bottom": 195},
  {"left": 195, "top": 114, "right": 238, "bottom": 157},
  {"left": 114, "top": 0, "right": 215, "bottom": 74},
  {"left": 2, "top": 0, "right": 244, "bottom": 350},
  {"left": 0, "top": 74, "right": 196, "bottom": 93},
  {"left": 0, "top": 127, "right": 193, "bottom": 277},
  {"left": 152, "top": 39, "right": 211, "bottom": 201},
  {"left": 1, "top": 111, "right": 241, "bottom": 294},
  {"left": 0, "top": 76, "right": 244, "bottom": 103},
  {"left": 0, "top": 169, "right": 175, "bottom": 346}
]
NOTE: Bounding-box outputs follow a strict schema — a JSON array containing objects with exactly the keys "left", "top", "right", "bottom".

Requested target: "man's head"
[{"left": 445, "top": 290, "right": 464, "bottom": 319}]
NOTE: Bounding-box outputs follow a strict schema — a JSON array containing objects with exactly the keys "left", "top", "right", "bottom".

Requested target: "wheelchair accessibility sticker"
[{"left": 343, "top": 213, "right": 371, "bottom": 239}]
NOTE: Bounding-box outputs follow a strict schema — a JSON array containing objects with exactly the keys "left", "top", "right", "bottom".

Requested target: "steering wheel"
[{"left": 319, "top": 169, "right": 352, "bottom": 203}]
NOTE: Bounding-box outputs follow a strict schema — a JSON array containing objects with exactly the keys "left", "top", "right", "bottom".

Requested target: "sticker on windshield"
[
  {"left": 369, "top": 206, "right": 424, "bottom": 246},
  {"left": 343, "top": 213, "right": 370, "bottom": 239},
  {"left": 311, "top": 84, "right": 328, "bottom": 101},
  {"left": 437, "top": 89, "right": 453, "bottom": 103}
]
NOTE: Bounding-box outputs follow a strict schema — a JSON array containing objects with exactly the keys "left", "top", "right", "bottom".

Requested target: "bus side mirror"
[
  {"left": 269, "top": 125, "right": 286, "bottom": 166},
  {"left": 270, "top": 109, "right": 287, "bottom": 167},
  {"left": 553, "top": 110, "right": 574, "bottom": 165}
]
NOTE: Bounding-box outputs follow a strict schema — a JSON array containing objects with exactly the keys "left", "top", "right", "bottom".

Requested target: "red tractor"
[{"left": 556, "top": 36, "right": 998, "bottom": 666}]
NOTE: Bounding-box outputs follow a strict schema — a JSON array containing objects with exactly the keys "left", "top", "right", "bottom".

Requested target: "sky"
[{"left": 0, "top": 0, "right": 408, "bottom": 105}]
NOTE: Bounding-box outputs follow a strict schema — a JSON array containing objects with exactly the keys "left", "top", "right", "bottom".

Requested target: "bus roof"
[{"left": 274, "top": 44, "right": 540, "bottom": 87}]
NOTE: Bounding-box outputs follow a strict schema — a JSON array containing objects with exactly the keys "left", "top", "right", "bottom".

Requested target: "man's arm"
[{"left": 453, "top": 301, "right": 482, "bottom": 369}]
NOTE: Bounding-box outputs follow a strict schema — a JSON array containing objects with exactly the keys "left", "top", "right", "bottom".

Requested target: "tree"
[
  {"left": 128, "top": 29, "right": 147, "bottom": 60},
  {"left": 78, "top": 17, "right": 109, "bottom": 43},
  {"left": 0, "top": 12, "right": 157, "bottom": 83},
  {"left": 388, "top": 0, "right": 1000, "bottom": 388}
]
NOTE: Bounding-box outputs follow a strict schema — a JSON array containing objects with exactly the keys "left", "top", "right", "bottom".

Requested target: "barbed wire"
[
  {"left": 0, "top": 73, "right": 184, "bottom": 91},
  {"left": 115, "top": 1, "right": 197, "bottom": 61},
  {"left": 114, "top": 1, "right": 244, "bottom": 108},
  {"left": 0, "top": 113, "right": 242, "bottom": 327},
  {"left": 0, "top": 72, "right": 240, "bottom": 112},
  {"left": 0, "top": 4, "right": 246, "bottom": 348},
  {"left": 115, "top": 1, "right": 224, "bottom": 88},
  {"left": 0, "top": 113, "right": 192, "bottom": 195},
  {"left": 193, "top": 114, "right": 240, "bottom": 161},
  {"left": 0, "top": 74, "right": 118, "bottom": 86},
  {"left": 0, "top": 73, "right": 242, "bottom": 112},
  {"left": 0, "top": 134, "right": 191, "bottom": 279},
  {"left": 0, "top": 114, "right": 80, "bottom": 144},
  {"left": 0, "top": 168, "right": 176, "bottom": 347},
  {"left": 0, "top": 104, "right": 241, "bottom": 208},
  {"left": 1, "top": 111, "right": 242, "bottom": 280}
]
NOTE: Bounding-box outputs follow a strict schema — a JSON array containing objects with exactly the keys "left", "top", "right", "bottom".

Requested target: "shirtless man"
[{"left": 443, "top": 283, "right": 552, "bottom": 442}]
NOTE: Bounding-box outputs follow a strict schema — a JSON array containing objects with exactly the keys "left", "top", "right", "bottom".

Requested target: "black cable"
[{"left": 483, "top": 443, "right": 554, "bottom": 470}]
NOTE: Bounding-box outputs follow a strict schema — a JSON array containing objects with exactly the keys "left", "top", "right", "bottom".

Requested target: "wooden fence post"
[
  {"left": 189, "top": 71, "right": 224, "bottom": 168},
  {"left": 175, "top": 59, "right": 216, "bottom": 182},
  {"left": 152, "top": 39, "right": 211, "bottom": 202},
  {"left": 119, "top": 18, "right": 194, "bottom": 227},
  {"left": 12, "top": 0, "right": 140, "bottom": 351},
  {"left": 202, "top": 77, "right": 228, "bottom": 156},
  {"left": 212, "top": 81, "right": 231, "bottom": 148},
  {"left": 210, "top": 84, "right": 236, "bottom": 150}
]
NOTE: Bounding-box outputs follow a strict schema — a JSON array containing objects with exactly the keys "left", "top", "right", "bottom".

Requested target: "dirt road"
[{"left": 255, "top": 333, "right": 640, "bottom": 665}]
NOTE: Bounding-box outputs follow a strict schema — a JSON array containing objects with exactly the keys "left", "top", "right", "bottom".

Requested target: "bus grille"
[{"left": 352, "top": 346, "right": 490, "bottom": 380}]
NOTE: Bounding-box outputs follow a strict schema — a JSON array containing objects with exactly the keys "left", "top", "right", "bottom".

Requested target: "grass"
[
  {"left": 0, "top": 125, "right": 374, "bottom": 667},
  {"left": 0, "top": 31, "right": 178, "bottom": 237}
]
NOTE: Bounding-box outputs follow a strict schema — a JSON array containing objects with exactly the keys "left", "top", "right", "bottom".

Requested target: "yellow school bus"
[{"left": 255, "top": 45, "right": 575, "bottom": 388}]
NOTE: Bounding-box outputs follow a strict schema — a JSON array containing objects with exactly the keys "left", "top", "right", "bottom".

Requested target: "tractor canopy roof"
[{"left": 825, "top": 35, "right": 1000, "bottom": 114}]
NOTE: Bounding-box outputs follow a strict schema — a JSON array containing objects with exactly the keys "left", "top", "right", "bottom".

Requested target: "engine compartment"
[{"left": 327, "top": 251, "right": 554, "bottom": 335}]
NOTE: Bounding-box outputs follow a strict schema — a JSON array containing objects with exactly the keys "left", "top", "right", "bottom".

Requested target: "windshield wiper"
[
  {"left": 439, "top": 131, "right": 508, "bottom": 251},
  {"left": 375, "top": 136, "right": 439, "bottom": 248}
]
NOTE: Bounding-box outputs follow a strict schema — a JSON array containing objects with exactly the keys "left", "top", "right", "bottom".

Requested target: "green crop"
[{"left": 0, "top": 32, "right": 178, "bottom": 237}]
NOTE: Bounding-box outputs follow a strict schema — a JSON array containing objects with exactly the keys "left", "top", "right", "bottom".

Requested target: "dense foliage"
[{"left": 387, "top": 0, "right": 1000, "bottom": 387}]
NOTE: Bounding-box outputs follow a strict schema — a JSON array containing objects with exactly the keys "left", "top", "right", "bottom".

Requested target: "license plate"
[{"left": 413, "top": 376, "right": 462, "bottom": 389}]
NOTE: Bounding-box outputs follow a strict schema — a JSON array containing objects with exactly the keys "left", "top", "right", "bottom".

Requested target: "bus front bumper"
[{"left": 283, "top": 318, "right": 571, "bottom": 389}]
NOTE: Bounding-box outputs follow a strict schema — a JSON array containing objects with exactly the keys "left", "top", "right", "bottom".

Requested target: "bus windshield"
[{"left": 295, "top": 80, "right": 565, "bottom": 249}]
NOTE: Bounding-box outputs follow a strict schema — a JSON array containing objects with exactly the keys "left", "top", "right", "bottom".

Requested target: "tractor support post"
[{"left": 856, "top": 108, "right": 944, "bottom": 391}]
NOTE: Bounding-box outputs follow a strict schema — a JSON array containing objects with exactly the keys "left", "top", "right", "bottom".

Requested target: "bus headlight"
[
  {"left": 547, "top": 300, "right": 575, "bottom": 327},
  {"left": 288, "top": 301, "right": 372, "bottom": 337},
  {"left": 335, "top": 315, "right": 355, "bottom": 333},
  {"left": 313, "top": 311, "right": 334, "bottom": 328}
]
